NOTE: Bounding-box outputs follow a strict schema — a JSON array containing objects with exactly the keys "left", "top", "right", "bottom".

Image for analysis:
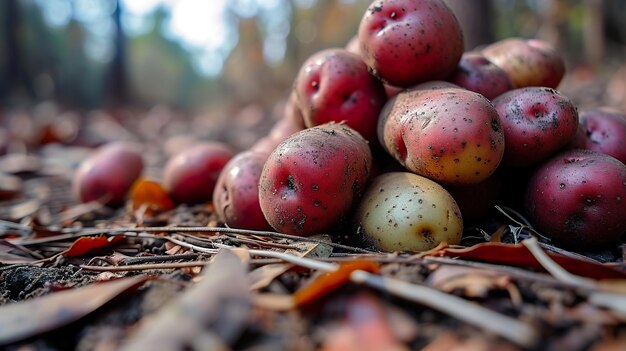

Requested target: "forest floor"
[{"left": 1, "top": 64, "right": 626, "bottom": 351}]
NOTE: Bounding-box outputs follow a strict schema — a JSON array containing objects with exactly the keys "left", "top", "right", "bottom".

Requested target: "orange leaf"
[
  {"left": 130, "top": 178, "right": 175, "bottom": 216},
  {"left": 295, "top": 260, "right": 380, "bottom": 307},
  {"left": 436, "top": 242, "right": 626, "bottom": 280},
  {"left": 63, "top": 235, "right": 125, "bottom": 258}
]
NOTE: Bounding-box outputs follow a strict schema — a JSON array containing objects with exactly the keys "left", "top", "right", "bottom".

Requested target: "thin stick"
[
  {"left": 522, "top": 237, "right": 596, "bottom": 289},
  {"left": 350, "top": 270, "right": 539, "bottom": 348},
  {"left": 81, "top": 261, "right": 210, "bottom": 272}
]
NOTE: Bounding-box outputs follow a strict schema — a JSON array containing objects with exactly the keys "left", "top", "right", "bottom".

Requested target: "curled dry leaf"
[
  {"left": 130, "top": 178, "right": 175, "bottom": 217},
  {"left": 294, "top": 260, "right": 380, "bottom": 307}
]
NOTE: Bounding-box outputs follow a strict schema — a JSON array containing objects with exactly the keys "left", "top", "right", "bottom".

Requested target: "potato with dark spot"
[
  {"left": 570, "top": 109, "right": 626, "bottom": 164},
  {"left": 259, "top": 123, "right": 372, "bottom": 236},
  {"left": 354, "top": 172, "right": 462, "bottom": 252},
  {"left": 525, "top": 149, "right": 626, "bottom": 250},
  {"left": 358, "top": 0, "right": 463, "bottom": 87},
  {"left": 492, "top": 87, "right": 579, "bottom": 167},
  {"left": 378, "top": 87, "right": 505, "bottom": 185},
  {"left": 213, "top": 98, "right": 305, "bottom": 230},
  {"left": 448, "top": 52, "right": 514, "bottom": 100},
  {"left": 294, "top": 48, "right": 387, "bottom": 147},
  {"left": 72, "top": 142, "right": 143, "bottom": 207},
  {"left": 482, "top": 38, "right": 565, "bottom": 89}
]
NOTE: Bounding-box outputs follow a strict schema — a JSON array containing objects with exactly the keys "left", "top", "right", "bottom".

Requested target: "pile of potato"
[{"left": 73, "top": 0, "right": 626, "bottom": 253}]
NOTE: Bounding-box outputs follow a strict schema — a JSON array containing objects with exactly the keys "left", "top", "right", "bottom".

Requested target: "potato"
[
  {"left": 378, "top": 87, "right": 505, "bottom": 185},
  {"left": 358, "top": 0, "right": 463, "bottom": 87},
  {"left": 72, "top": 142, "right": 144, "bottom": 207},
  {"left": 294, "top": 48, "right": 387, "bottom": 147},
  {"left": 163, "top": 142, "right": 235, "bottom": 204},
  {"left": 445, "top": 173, "right": 502, "bottom": 221},
  {"left": 259, "top": 123, "right": 372, "bottom": 236},
  {"left": 213, "top": 99, "right": 305, "bottom": 230},
  {"left": 354, "top": 172, "right": 462, "bottom": 252},
  {"left": 525, "top": 149, "right": 626, "bottom": 250},
  {"left": 482, "top": 38, "right": 565, "bottom": 89},
  {"left": 212, "top": 150, "right": 273, "bottom": 230},
  {"left": 492, "top": 87, "right": 579, "bottom": 167},
  {"left": 570, "top": 109, "right": 626, "bottom": 164},
  {"left": 447, "top": 52, "right": 514, "bottom": 100}
]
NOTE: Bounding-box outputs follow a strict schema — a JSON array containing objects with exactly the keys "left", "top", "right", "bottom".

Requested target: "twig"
[
  {"left": 121, "top": 253, "right": 202, "bottom": 265},
  {"left": 522, "top": 237, "right": 597, "bottom": 289},
  {"left": 81, "top": 261, "right": 210, "bottom": 272},
  {"left": 494, "top": 205, "right": 550, "bottom": 241},
  {"left": 350, "top": 270, "right": 539, "bottom": 348}
]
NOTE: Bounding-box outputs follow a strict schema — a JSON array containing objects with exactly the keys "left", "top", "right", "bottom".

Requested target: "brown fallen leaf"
[
  {"left": 0, "top": 275, "right": 149, "bottom": 346},
  {"left": 248, "top": 263, "right": 292, "bottom": 291},
  {"left": 0, "top": 173, "right": 22, "bottom": 201},
  {"left": 427, "top": 265, "right": 522, "bottom": 304},
  {"left": 120, "top": 248, "right": 251, "bottom": 350},
  {"left": 436, "top": 242, "right": 626, "bottom": 280},
  {"left": 320, "top": 293, "right": 409, "bottom": 351}
]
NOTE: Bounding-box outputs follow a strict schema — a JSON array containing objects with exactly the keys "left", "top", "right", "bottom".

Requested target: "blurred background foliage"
[{"left": 0, "top": 0, "right": 625, "bottom": 112}]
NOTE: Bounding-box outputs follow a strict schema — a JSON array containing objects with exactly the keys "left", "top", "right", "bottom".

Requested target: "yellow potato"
[{"left": 354, "top": 172, "right": 462, "bottom": 252}]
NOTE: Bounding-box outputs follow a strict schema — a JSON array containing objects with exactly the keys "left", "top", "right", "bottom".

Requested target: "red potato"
[
  {"left": 294, "top": 48, "right": 387, "bottom": 147},
  {"left": 354, "top": 172, "right": 463, "bottom": 252},
  {"left": 345, "top": 35, "right": 361, "bottom": 55},
  {"left": 445, "top": 173, "right": 502, "bottom": 221},
  {"left": 163, "top": 142, "right": 235, "bottom": 204},
  {"left": 447, "top": 52, "right": 514, "bottom": 100},
  {"left": 570, "top": 109, "right": 626, "bottom": 164},
  {"left": 212, "top": 150, "right": 272, "bottom": 230},
  {"left": 213, "top": 98, "right": 305, "bottom": 230},
  {"left": 72, "top": 142, "right": 144, "bottom": 207},
  {"left": 492, "top": 87, "right": 579, "bottom": 167},
  {"left": 525, "top": 149, "right": 626, "bottom": 250},
  {"left": 358, "top": 0, "right": 463, "bottom": 87},
  {"left": 482, "top": 38, "right": 565, "bottom": 89},
  {"left": 378, "top": 87, "right": 505, "bottom": 185},
  {"left": 259, "top": 123, "right": 372, "bottom": 236}
]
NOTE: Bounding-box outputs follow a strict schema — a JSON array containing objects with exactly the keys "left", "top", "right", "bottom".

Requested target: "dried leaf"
[
  {"left": 62, "top": 235, "right": 125, "bottom": 258},
  {"left": 294, "top": 260, "right": 380, "bottom": 307},
  {"left": 0, "top": 154, "right": 41, "bottom": 175},
  {"left": 9, "top": 199, "right": 41, "bottom": 220},
  {"left": 120, "top": 248, "right": 251, "bottom": 350},
  {"left": 130, "top": 178, "right": 174, "bottom": 216},
  {"left": 249, "top": 263, "right": 292, "bottom": 290},
  {"left": 0, "top": 275, "right": 149, "bottom": 346},
  {"left": 436, "top": 242, "right": 626, "bottom": 280},
  {"left": 320, "top": 293, "right": 409, "bottom": 351},
  {"left": 0, "top": 173, "right": 22, "bottom": 201},
  {"left": 428, "top": 265, "right": 514, "bottom": 299}
]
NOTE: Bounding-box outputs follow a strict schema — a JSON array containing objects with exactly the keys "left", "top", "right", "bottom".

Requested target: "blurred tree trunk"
[
  {"left": 583, "top": 0, "right": 604, "bottom": 67},
  {"left": 107, "top": 0, "right": 127, "bottom": 105},
  {"left": 443, "top": 0, "right": 494, "bottom": 50},
  {"left": 1, "top": 0, "right": 33, "bottom": 102}
]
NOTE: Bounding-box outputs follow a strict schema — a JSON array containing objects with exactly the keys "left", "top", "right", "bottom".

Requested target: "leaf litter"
[{"left": 1, "top": 106, "right": 626, "bottom": 350}]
